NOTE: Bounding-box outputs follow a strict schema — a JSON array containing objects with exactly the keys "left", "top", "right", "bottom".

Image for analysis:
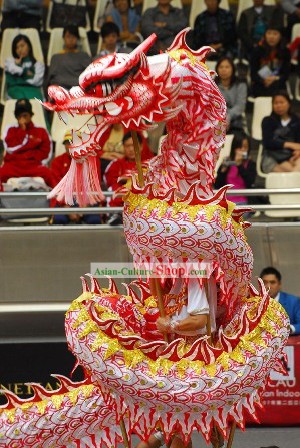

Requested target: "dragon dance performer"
[{"left": 135, "top": 275, "right": 219, "bottom": 448}]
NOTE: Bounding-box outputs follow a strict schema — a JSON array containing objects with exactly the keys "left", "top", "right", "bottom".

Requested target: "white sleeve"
[
  {"left": 187, "top": 277, "right": 217, "bottom": 333},
  {"left": 4, "top": 58, "right": 24, "bottom": 75},
  {"left": 26, "top": 61, "right": 45, "bottom": 86},
  {"left": 187, "top": 278, "right": 210, "bottom": 315}
]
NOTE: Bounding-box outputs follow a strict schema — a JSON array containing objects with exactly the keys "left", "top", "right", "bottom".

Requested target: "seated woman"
[
  {"left": 261, "top": 91, "right": 300, "bottom": 173},
  {"left": 250, "top": 25, "right": 291, "bottom": 97},
  {"left": 5, "top": 34, "right": 45, "bottom": 101},
  {"left": 47, "top": 26, "right": 91, "bottom": 91},
  {"left": 214, "top": 133, "right": 256, "bottom": 206},
  {"left": 106, "top": 0, "right": 141, "bottom": 47},
  {"left": 215, "top": 57, "right": 247, "bottom": 135}
]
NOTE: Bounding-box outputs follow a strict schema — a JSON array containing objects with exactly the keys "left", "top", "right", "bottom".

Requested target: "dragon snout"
[{"left": 48, "top": 85, "right": 71, "bottom": 105}]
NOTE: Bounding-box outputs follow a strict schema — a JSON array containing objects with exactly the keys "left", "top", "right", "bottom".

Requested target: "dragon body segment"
[{"left": 0, "top": 29, "right": 290, "bottom": 447}]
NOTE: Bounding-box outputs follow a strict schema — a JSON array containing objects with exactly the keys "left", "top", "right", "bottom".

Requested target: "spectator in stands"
[
  {"left": 94, "top": 22, "right": 121, "bottom": 58},
  {"left": 50, "top": 129, "right": 103, "bottom": 224},
  {"left": 192, "top": 0, "right": 237, "bottom": 59},
  {"left": 214, "top": 133, "right": 256, "bottom": 205},
  {"left": 141, "top": 0, "right": 188, "bottom": 55},
  {"left": 238, "top": 0, "right": 284, "bottom": 60},
  {"left": 133, "top": 0, "right": 143, "bottom": 16},
  {"left": 100, "top": 123, "right": 154, "bottom": 176},
  {"left": 0, "top": 99, "right": 54, "bottom": 188},
  {"left": 279, "top": 0, "right": 300, "bottom": 40},
  {"left": 250, "top": 25, "right": 291, "bottom": 97},
  {"left": 47, "top": 26, "right": 91, "bottom": 91},
  {"left": 106, "top": 0, "right": 141, "bottom": 48},
  {"left": 104, "top": 132, "right": 154, "bottom": 225},
  {"left": 215, "top": 57, "right": 247, "bottom": 135},
  {"left": 260, "top": 266, "right": 300, "bottom": 335},
  {"left": 1, "top": 0, "right": 42, "bottom": 32},
  {"left": 4, "top": 34, "right": 45, "bottom": 101},
  {"left": 261, "top": 91, "right": 300, "bottom": 173}
]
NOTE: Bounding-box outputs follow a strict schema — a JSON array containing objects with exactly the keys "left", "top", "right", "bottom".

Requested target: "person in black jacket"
[
  {"left": 192, "top": 0, "right": 237, "bottom": 59},
  {"left": 262, "top": 91, "right": 300, "bottom": 173},
  {"left": 250, "top": 25, "right": 291, "bottom": 97},
  {"left": 215, "top": 133, "right": 256, "bottom": 205},
  {"left": 237, "top": 0, "right": 284, "bottom": 60}
]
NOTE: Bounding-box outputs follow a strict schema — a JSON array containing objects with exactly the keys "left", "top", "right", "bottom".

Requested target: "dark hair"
[
  {"left": 229, "top": 133, "right": 249, "bottom": 160},
  {"left": 113, "top": 0, "right": 131, "bottom": 8},
  {"left": 101, "top": 22, "right": 120, "bottom": 39},
  {"left": 271, "top": 90, "right": 292, "bottom": 116},
  {"left": 216, "top": 56, "right": 237, "bottom": 87},
  {"left": 261, "top": 25, "right": 286, "bottom": 58},
  {"left": 63, "top": 26, "right": 80, "bottom": 40},
  {"left": 260, "top": 267, "right": 282, "bottom": 282},
  {"left": 12, "top": 34, "right": 36, "bottom": 64},
  {"left": 123, "top": 131, "right": 142, "bottom": 144},
  {"left": 14, "top": 98, "right": 33, "bottom": 118}
]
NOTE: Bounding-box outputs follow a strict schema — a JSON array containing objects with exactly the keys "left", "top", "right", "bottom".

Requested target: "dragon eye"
[{"left": 88, "top": 81, "right": 116, "bottom": 97}]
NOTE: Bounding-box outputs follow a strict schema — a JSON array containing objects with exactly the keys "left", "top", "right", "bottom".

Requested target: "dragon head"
[{"left": 44, "top": 29, "right": 225, "bottom": 162}]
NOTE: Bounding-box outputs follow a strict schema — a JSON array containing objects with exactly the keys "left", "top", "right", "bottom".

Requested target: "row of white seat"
[
  {"left": 0, "top": 96, "right": 283, "bottom": 158},
  {"left": 1, "top": 97, "right": 300, "bottom": 220},
  {"left": 0, "top": 27, "right": 95, "bottom": 106}
]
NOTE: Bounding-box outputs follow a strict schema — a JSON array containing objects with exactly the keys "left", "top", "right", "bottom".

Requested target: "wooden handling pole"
[
  {"left": 131, "top": 130, "right": 145, "bottom": 188},
  {"left": 204, "top": 279, "right": 236, "bottom": 448},
  {"left": 120, "top": 417, "right": 131, "bottom": 448},
  {"left": 204, "top": 279, "right": 221, "bottom": 448},
  {"left": 226, "top": 422, "right": 236, "bottom": 448},
  {"left": 130, "top": 130, "right": 166, "bottom": 324}
]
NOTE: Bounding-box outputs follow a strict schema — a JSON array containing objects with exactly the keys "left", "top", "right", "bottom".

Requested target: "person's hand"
[
  {"left": 264, "top": 76, "right": 278, "bottom": 87},
  {"left": 211, "top": 43, "right": 223, "bottom": 50},
  {"left": 156, "top": 317, "right": 171, "bottom": 333},
  {"left": 154, "top": 21, "right": 166, "bottom": 27},
  {"left": 29, "top": 135, "right": 42, "bottom": 145},
  {"left": 18, "top": 117, "right": 27, "bottom": 130},
  {"left": 234, "top": 148, "right": 245, "bottom": 165},
  {"left": 284, "top": 142, "right": 300, "bottom": 151},
  {"left": 290, "top": 148, "right": 300, "bottom": 162}
]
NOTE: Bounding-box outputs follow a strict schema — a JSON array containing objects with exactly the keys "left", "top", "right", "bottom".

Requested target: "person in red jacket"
[
  {"left": 104, "top": 131, "right": 153, "bottom": 225},
  {"left": 0, "top": 98, "right": 54, "bottom": 187}
]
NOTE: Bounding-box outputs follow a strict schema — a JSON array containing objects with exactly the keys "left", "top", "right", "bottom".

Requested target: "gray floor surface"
[{"left": 127, "top": 427, "right": 300, "bottom": 448}]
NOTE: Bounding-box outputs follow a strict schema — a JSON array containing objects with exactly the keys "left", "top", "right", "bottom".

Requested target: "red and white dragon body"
[{"left": 0, "top": 30, "right": 289, "bottom": 448}]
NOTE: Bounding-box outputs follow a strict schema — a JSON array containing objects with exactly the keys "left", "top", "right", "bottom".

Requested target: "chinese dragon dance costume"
[{"left": 0, "top": 30, "right": 290, "bottom": 448}]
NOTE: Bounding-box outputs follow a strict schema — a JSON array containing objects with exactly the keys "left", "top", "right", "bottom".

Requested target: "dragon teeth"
[
  {"left": 58, "top": 111, "right": 69, "bottom": 125},
  {"left": 105, "top": 101, "right": 122, "bottom": 116}
]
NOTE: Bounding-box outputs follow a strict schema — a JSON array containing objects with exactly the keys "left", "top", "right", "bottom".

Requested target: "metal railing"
[{"left": 1, "top": 189, "right": 300, "bottom": 215}]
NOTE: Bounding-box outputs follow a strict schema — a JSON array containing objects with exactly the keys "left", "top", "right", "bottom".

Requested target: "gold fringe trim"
[
  {"left": 126, "top": 192, "right": 244, "bottom": 237},
  {"left": 69, "top": 293, "right": 288, "bottom": 380},
  {"left": 0, "top": 384, "right": 97, "bottom": 423}
]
